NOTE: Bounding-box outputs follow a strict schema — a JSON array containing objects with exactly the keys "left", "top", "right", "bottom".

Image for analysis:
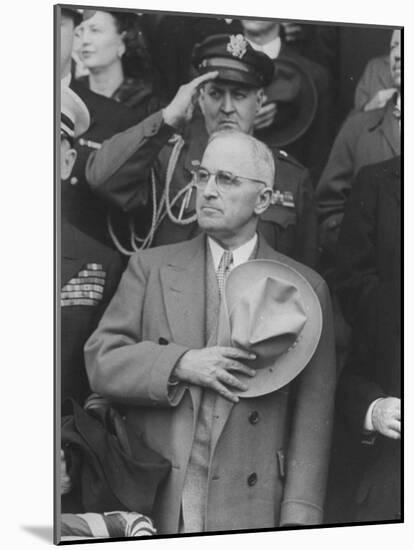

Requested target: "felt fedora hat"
[
  {"left": 256, "top": 56, "right": 317, "bottom": 147},
  {"left": 217, "top": 259, "right": 322, "bottom": 398}
]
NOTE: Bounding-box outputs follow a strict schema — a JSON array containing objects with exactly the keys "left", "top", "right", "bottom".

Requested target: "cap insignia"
[{"left": 227, "top": 34, "right": 248, "bottom": 59}]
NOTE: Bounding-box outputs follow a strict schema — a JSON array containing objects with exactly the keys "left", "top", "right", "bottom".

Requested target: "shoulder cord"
[{"left": 107, "top": 135, "right": 197, "bottom": 256}]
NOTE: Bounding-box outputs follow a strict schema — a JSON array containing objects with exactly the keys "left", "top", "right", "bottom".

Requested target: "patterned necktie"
[{"left": 216, "top": 250, "right": 234, "bottom": 296}]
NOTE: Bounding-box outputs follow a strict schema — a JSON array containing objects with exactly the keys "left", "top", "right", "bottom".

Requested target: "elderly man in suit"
[{"left": 85, "top": 130, "right": 336, "bottom": 534}]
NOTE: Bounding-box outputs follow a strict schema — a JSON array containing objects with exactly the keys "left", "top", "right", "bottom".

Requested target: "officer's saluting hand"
[{"left": 163, "top": 71, "right": 219, "bottom": 129}]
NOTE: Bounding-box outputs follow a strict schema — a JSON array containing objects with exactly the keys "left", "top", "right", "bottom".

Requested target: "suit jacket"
[
  {"left": 63, "top": 79, "right": 143, "bottom": 249},
  {"left": 61, "top": 220, "right": 124, "bottom": 414},
  {"left": 84, "top": 233, "right": 336, "bottom": 533},
  {"left": 316, "top": 99, "right": 400, "bottom": 259},
  {"left": 329, "top": 158, "right": 401, "bottom": 522},
  {"left": 86, "top": 109, "right": 319, "bottom": 267}
]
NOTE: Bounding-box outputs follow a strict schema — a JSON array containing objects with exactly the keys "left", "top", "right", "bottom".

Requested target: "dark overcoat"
[
  {"left": 60, "top": 220, "right": 124, "bottom": 414},
  {"left": 326, "top": 158, "right": 401, "bottom": 523},
  {"left": 316, "top": 99, "right": 400, "bottom": 258}
]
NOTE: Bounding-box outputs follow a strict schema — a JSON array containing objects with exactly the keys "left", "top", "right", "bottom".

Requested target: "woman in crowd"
[{"left": 76, "top": 9, "right": 164, "bottom": 121}]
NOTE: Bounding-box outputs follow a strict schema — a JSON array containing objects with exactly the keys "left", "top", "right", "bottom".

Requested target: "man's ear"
[
  {"left": 61, "top": 146, "right": 77, "bottom": 180},
  {"left": 254, "top": 187, "right": 273, "bottom": 215}
]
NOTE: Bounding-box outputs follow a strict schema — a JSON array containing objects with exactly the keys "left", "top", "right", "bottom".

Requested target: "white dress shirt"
[
  {"left": 208, "top": 233, "right": 258, "bottom": 272},
  {"left": 246, "top": 36, "right": 282, "bottom": 60}
]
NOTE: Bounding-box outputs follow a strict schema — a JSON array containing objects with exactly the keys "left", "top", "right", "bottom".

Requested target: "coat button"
[
  {"left": 158, "top": 337, "right": 169, "bottom": 345},
  {"left": 248, "top": 411, "right": 260, "bottom": 425},
  {"left": 70, "top": 177, "right": 78, "bottom": 185},
  {"left": 247, "top": 473, "right": 257, "bottom": 486}
]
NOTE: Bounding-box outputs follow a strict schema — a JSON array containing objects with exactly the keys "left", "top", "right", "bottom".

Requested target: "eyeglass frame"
[{"left": 192, "top": 163, "right": 269, "bottom": 194}]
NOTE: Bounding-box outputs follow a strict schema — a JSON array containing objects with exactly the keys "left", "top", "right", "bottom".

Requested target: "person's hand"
[
  {"left": 254, "top": 100, "right": 278, "bottom": 131},
  {"left": 162, "top": 71, "right": 219, "bottom": 129},
  {"left": 364, "top": 88, "right": 397, "bottom": 111},
  {"left": 172, "top": 346, "right": 256, "bottom": 403},
  {"left": 60, "top": 449, "right": 72, "bottom": 495},
  {"left": 372, "top": 397, "right": 401, "bottom": 439}
]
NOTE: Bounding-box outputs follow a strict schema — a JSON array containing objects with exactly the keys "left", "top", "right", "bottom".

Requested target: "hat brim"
[
  {"left": 255, "top": 58, "right": 318, "bottom": 147},
  {"left": 217, "top": 259, "right": 322, "bottom": 398},
  {"left": 198, "top": 65, "right": 262, "bottom": 88}
]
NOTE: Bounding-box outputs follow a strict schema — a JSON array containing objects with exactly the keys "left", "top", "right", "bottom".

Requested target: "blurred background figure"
[
  {"left": 59, "top": 86, "right": 124, "bottom": 415},
  {"left": 76, "top": 9, "right": 164, "bottom": 120},
  {"left": 60, "top": 7, "right": 146, "bottom": 251},
  {"left": 326, "top": 157, "right": 401, "bottom": 524},
  {"left": 241, "top": 19, "right": 336, "bottom": 184},
  {"left": 354, "top": 53, "right": 396, "bottom": 112},
  {"left": 316, "top": 28, "right": 401, "bottom": 271},
  {"left": 140, "top": 14, "right": 242, "bottom": 100}
]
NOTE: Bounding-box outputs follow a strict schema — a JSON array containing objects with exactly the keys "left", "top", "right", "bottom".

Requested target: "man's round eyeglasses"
[{"left": 193, "top": 166, "right": 267, "bottom": 194}]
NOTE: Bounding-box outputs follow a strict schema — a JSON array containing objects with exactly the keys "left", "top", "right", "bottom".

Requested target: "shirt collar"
[
  {"left": 247, "top": 36, "right": 281, "bottom": 60},
  {"left": 208, "top": 233, "right": 258, "bottom": 272}
]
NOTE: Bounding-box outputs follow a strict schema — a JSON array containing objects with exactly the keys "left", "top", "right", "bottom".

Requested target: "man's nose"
[
  {"left": 221, "top": 92, "right": 235, "bottom": 114},
  {"left": 203, "top": 174, "right": 219, "bottom": 197},
  {"left": 81, "top": 28, "right": 90, "bottom": 44}
]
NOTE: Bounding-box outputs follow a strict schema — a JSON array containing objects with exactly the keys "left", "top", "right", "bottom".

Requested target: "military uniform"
[
  {"left": 60, "top": 219, "right": 124, "bottom": 414},
  {"left": 63, "top": 79, "right": 147, "bottom": 249},
  {"left": 86, "top": 109, "right": 318, "bottom": 267}
]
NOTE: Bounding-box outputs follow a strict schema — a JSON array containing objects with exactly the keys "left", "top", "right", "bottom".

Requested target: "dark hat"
[
  {"left": 217, "top": 259, "right": 322, "bottom": 398},
  {"left": 61, "top": 7, "right": 82, "bottom": 27},
  {"left": 256, "top": 56, "right": 318, "bottom": 147},
  {"left": 192, "top": 34, "right": 274, "bottom": 88}
]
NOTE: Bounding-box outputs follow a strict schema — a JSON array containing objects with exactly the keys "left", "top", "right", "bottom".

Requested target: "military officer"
[
  {"left": 60, "top": 86, "right": 124, "bottom": 414},
  {"left": 85, "top": 34, "right": 318, "bottom": 268}
]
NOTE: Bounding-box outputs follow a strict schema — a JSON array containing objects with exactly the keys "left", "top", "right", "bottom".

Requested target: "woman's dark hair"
[{"left": 109, "top": 10, "right": 154, "bottom": 79}]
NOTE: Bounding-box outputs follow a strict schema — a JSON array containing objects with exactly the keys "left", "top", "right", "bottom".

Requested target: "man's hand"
[
  {"left": 60, "top": 449, "right": 72, "bottom": 495},
  {"left": 172, "top": 346, "right": 256, "bottom": 403},
  {"left": 364, "top": 88, "right": 397, "bottom": 112},
  {"left": 254, "top": 101, "right": 278, "bottom": 131},
  {"left": 372, "top": 397, "right": 401, "bottom": 439},
  {"left": 163, "top": 71, "right": 219, "bottom": 129}
]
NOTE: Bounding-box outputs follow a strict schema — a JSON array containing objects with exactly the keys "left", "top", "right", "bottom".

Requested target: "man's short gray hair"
[{"left": 207, "top": 130, "right": 275, "bottom": 188}]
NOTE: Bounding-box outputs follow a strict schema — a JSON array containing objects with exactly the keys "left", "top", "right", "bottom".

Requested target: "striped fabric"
[
  {"left": 60, "top": 511, "right": 156, "bottom": 541},
  {"left": 61, "top": 263, "right": 106, "bottom": 307},
  {"left": 216, "top": 251, "right": 233, "bottom": 296}
]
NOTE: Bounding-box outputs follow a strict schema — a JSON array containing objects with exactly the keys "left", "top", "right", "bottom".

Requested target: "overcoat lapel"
[
  {"left": 160, "top": 234, "right": 207, "bottom": 413},
  {"left": 160, "top": 234, "right": 206, "bottom": 349},
  {"left": 379, "top": 102, "right": 400, "bottom": 157}
]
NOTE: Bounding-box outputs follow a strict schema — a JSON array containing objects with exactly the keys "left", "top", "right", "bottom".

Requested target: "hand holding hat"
[
  {"left": 163, "top": 71, "right": 219, "bottom": 129},
  {"left": 217, "top": 259, "right": 322, "bottom": 398}
]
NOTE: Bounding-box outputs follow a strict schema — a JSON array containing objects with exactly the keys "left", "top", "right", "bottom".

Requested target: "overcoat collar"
[
  {"left": 160, "top": 233, "right": 207, "bottom": 351},
  {"left": 379, "top": 99, "right": 400, "bottom": 157}
]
